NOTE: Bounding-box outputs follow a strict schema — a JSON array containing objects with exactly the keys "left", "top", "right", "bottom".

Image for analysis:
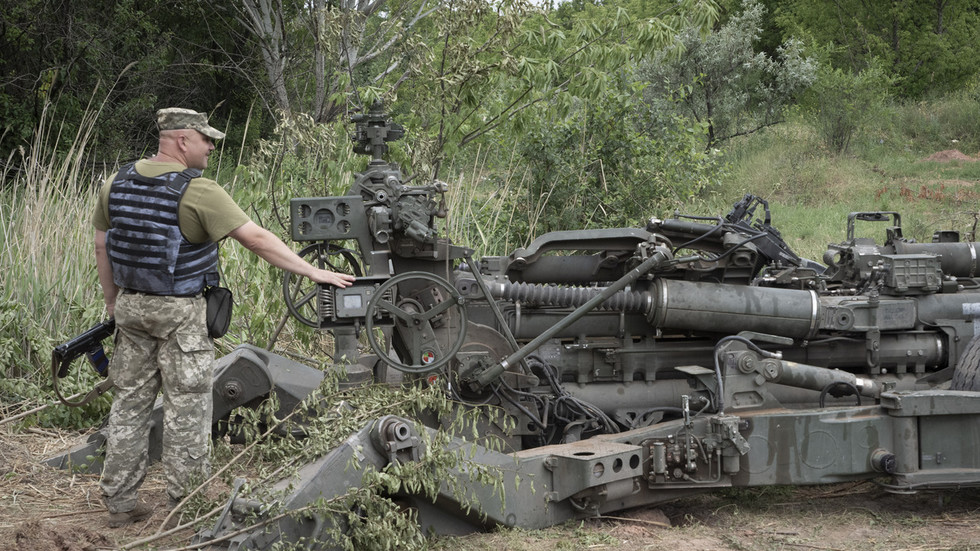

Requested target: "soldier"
[{"left": 92, "top": 107, "right": 356, "bottom": 527}]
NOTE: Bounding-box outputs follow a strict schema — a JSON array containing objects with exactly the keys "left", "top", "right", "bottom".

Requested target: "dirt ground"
[
  {"left": 0, "top": 427, "right": 190, "bottom": 551},
  {"left": 3, "top": 426, "right": 980, "bottom": 551},
  {"left": 439, "top": 484, "right": 980, "bottom": 551}
]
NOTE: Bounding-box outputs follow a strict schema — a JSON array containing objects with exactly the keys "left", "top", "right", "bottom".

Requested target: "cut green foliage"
[{"left": 198, "top": 376, "right": 512, "bottom": 551}]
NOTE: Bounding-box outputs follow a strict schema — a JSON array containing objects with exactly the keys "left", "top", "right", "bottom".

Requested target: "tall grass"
[
  {"left": 1, "top": 103, "right": 107, "bottom": 326},
  {"left": 443, "top": 143, "right": 530, "bottom": 257},
  {"left": 0, "top": 102, "right": 113, "bottom": 425},
  {"left": 875, "top": 94, "right": 980, "bottom": 156}
]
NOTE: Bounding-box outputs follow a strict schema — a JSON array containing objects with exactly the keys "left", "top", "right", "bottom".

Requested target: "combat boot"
[{"left": 107, "top": 502, "right": 153, "bottom": 528}]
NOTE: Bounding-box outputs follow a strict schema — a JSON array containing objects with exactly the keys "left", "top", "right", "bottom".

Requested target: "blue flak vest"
[{"left": 105, "top": 163, "right": 219, "bottom": 296}]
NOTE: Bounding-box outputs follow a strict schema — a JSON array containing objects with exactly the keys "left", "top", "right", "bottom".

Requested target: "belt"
[{"left": 121, "top": 289, "right": 202, "bottom": 298}]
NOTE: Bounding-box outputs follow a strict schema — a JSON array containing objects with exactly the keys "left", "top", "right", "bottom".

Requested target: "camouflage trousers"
[{"left": 100, "top": 291, "right": 214, "bottom": 513}]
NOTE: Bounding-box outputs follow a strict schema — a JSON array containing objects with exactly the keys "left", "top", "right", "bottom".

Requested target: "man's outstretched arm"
[{"left": 227, "top": 221, "right": 356, "bottom": 288}]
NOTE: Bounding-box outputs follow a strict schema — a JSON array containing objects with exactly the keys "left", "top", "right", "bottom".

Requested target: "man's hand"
[{"left": 310, "top": 268, "right": 357, "bottom": 288}]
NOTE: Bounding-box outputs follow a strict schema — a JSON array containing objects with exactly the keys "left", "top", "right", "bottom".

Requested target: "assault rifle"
[{"left": 51, "top": 318, "right": 115, "bottom": 407}]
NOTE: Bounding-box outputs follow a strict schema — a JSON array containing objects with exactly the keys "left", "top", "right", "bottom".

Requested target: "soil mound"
[{"left": 924, "top": 149, "right": 976, "bottom": 162}]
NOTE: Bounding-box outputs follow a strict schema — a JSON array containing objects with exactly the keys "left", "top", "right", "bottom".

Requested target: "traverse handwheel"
[{"left": 365, "top": 271, "right": 467, "bottom": 373}]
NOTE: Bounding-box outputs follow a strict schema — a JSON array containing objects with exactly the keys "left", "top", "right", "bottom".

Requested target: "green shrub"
[{"left": 803, "top": 59, "right": 893, "bottom": 154}]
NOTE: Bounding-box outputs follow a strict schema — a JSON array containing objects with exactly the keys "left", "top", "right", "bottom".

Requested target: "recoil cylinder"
[{"left": 488, "top": 281, "right": 651, "bottom": 314}]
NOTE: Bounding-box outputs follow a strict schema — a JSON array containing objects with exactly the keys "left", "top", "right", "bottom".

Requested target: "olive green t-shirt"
[{"left": 92, "top": 160, "right": 250, "bottom": 243}]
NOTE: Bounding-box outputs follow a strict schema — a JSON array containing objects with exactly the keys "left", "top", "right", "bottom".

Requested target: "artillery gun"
[{"left": 49, "top": 106, "right": 980, "bottom": 548}]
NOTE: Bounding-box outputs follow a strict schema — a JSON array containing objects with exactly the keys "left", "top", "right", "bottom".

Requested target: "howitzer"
[
  {"left": 47, "top": 107, "right": 980, "bottom": 549},
  {"left": 50, "top": 318, "right": 115, "bottom": 408}
]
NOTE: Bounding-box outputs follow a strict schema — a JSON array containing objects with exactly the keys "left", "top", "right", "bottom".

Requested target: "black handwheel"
[
  {"left": 365, "top": 272, "right": 467, "bottom": 374},
  {"left": 283, "top": 242, "right": 363, "bottom": 328},
  {"left": 951, "top": 333, "right": 980, "bottom": 391}
]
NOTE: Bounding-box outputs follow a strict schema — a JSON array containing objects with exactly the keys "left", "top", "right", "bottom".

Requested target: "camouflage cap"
[{"left": 156, "top": 108, "right": 226, "bottom": 140}]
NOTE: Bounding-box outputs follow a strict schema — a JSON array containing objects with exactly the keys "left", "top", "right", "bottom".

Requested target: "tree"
[
  {"left": 434, "top": 0, "right": 726, "bottom": 236},
  {"left": 639, "top": 0, "right": 816, "bottom": 148},
  {"left": 223, "top": 0, "right": 723, "bottom": 176},
  {"left": 397, "top": 0, "right": 723, "bottom": 176},
  {"left": 0, "top": 0, "right": 258, "bottom": 166},
  {"left": 511, "top": 77, "right": 722, "bottom": 238},
  {"left": 806, "top": 59, "right": 892, "bottom": 154},
  {"left": 234, "top": 0, "right": 441, "bottom": 124},
  {"left": 773, "top": 0, "right": 980, "bottom": 98}
]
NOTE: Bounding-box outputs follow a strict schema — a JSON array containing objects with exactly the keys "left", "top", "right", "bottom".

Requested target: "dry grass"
[{"left": 0, "top": 104, "right": 107, "bottom": 332}]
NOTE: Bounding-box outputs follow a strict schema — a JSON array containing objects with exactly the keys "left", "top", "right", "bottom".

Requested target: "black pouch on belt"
[{"left": 204, "top": 286, "right": 233, "bottom": 338}]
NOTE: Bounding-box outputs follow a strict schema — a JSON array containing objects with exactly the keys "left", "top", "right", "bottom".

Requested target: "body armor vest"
[{"left": 105, "top": 163, "right": 219, "bottom": 296}]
